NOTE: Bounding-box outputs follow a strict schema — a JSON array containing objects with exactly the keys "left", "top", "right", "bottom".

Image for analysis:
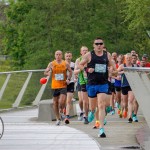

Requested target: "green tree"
[
  {"left": 0, "top": 0, "right": 150, "bottom": 70},
  {"left": 119, "top": 0, "right": 150, "bottom": 56}
]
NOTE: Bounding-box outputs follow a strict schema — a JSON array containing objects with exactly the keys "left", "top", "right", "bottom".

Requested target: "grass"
[
  {"left": 0, "top": 68, "right": 53, "bottom": 110},
  {"left": 0, "top": 70, "right": 78, "bottom": 110},
  {"left": 0, "top": 101, "right": 12, "bottom": 109},
  {"left": 0, "top": 60, "right": 78, "bottom": 110}
]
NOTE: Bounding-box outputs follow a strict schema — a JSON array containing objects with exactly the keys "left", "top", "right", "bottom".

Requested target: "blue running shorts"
[{"left": 86, "top": 84, "right": 108, "bottom": 98}]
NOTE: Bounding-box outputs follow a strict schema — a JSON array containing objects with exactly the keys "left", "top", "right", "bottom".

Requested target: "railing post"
[
  {"left": 0, "top": 73, "right": 11, "bottom": 100},
  {"left": 32, "top": 76, "right": 50, "bottom": 106},
  {"left": 12, "top": 72, "right": 32, "bottom": 108}
]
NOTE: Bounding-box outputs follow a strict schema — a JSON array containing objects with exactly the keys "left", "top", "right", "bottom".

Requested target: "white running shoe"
[{"left": 55, "top": 119, "right": 61, "bottom": 126}]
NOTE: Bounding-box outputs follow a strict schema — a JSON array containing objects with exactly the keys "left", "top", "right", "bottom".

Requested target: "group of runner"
[{"left": 44, "top": 37, "right": 150, "bottom": 138}]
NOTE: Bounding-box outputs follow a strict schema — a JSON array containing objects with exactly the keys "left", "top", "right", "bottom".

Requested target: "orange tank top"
[{"left": 51, "top": 60, "right": 67, "bottom": 89}]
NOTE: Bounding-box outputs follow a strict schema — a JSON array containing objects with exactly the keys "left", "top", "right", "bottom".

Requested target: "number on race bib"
[
  {"left": 95, "top": 64, "right": 106, "bottom": 73},
  {"left": 55, "top": 74, "right": 64, "bottom": 80}
]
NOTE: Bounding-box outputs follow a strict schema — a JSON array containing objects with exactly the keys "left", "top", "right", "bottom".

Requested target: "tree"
[
  {"left": 0, "top": 0, "right": 149, "bottom": 70},
  {"left": 119, "top": 0, "right": 150, "bottom": 56}
]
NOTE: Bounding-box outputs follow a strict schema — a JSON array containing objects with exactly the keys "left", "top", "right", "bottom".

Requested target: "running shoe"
[
  {"left": 128, "top": 117, "right": 133, "bottom": 123},
  {"left": 98, "top": 128, "right": 106, "bottom": 138},
  {"left": 64, "top": 118, "right": 70, "bottom": 124},
  {"left": 110, "top": 109, "right": 115, "bottom": 115},
  {"left": 132, "top": 112, "right": 134, "bottom": 118},
  {"left": 60, "top": 113, "right": 66, "bottom": 121},
  {"left": 83, "top": 116, "right": 89, "bottom": 124},
  {"left": 132, "top": 115, "right": 138, "bottom": 122},
  {"left": 123, "top": 110, "right": 127, "bottom": 118},
  {"left": 93, "top": 121, "right": 100, "bottom": 129},
  {"left": 106, "top": 106, "right": 112, "bottom": 114},
  {"left": 93, "top": 119, "right": 107, "bottom": 129},
  {"left": 119, "top": 110, "right": 123, "bottom": 118},
  {"left": 55, "top": 119, "right": 61, "bottom": 126},
  {"left": 88, "top": 111, "right": 95, "bottom": 123},
  {"left": 78, "top": 112, "right": 84, "bottom": 121},
  {"left": 117, "top": 109, "right": 121, "bottom": 115},
  {"left": 104, "top": 118, "right": 107, "bottom": 125}
]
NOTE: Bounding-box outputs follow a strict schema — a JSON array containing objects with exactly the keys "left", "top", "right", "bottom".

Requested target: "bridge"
[{"left": 0, "top": 68, "right": 150, "bottom": 150}]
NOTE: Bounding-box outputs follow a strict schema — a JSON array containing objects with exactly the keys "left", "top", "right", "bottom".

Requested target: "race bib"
[
  {"left": 95, "top": 64, "right": 106, "bottom": 73},
  {"left": 55, "top": 74, "right": 64, "bottom": 80}
]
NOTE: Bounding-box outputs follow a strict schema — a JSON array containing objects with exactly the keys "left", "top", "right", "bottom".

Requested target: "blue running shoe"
[
  {"left": 104, "top": 118, "right": 107, "bottom": 125},
  {"left": 110, "top": 109, "right": 115, "bottom": 115},
  {"left": 132, "top": 112, "right": 134, "bottom": 118},
  {"left": 132, "top": 115, "right": 138, "bottom": 122},
  {"left": 98, "top": 128, "right": 106, "bottom": 138},
  {"left": 88, "top": 111, "right": 95, "bottom": 123},
  {"left": 106, "top": 106, "right": 112, "bottom": 114}
]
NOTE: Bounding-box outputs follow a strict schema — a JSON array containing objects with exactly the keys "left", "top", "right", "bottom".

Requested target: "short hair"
[
  {"left": 94, "top": 37, "right": 103, "bottom": 41},
  {"left": 55, "top": 50, "right": 62, "bottom": 54},
  {"left": 112, "top": 52, "right": 118, "bottom": 56},
  {"left": 131, "top": 54, "right": 137, "bottom": 57},
  {"left": 80, "top": 46, "right": 88, "bottom": 51},
  {"left": 131, "top": 50, "right": 136, "bottom": 53},
  {"left": 125, "top": 53, "right": 132, "bottom": 58},
  {"left": 65, "top": 51, "right": 72, "bottom": 55}
]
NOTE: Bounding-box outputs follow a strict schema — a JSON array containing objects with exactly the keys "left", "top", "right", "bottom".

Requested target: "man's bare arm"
[
  {"left": 44, "top": 62, "right": 52, "bottom": 77},
  {"left": 66, "top": 63, "right": 72, "bottom": 80},
  {"left": 74, "top": 58, "right": 81, "bottom": 75},
  {"left": 107, "top": 53, "right": 118, "bottom": 76},
  {"left": 79, "top": 52, "right": 90, "bottom": 70}
]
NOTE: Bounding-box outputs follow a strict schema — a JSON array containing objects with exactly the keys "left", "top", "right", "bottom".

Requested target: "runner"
[
  {"left": 74, "top": 46, "right": 89, "bottom": 124},
  {"left": 64, "top": 51, "right": 75, "bottom": 124},
  {"left": 44, "top": 50, "right": 72, "bottom": 125},
  {"left": 79, "top": 37, "right": 117, "bottom": 137},
  {"left": 114, "top": 54, "right": 124, "bottom": 118},
  {"left": 131, "top": 54, "right": 139, "bottom": 122},
  {"left": 118, "top": 53, "right": 136, "bottom": 123}
]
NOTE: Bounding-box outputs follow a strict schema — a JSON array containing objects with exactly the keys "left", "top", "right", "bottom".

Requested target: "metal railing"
[
  {"left": 0, "top": 69, "right": 50, "bottom": 108},
  {"left": 124, "top": 67, "right": 150, "bottom": 128}
]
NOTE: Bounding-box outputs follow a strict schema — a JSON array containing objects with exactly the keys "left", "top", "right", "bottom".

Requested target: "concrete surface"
[{"left": 0, "top": 105, "right": 149, "bottom": 150}]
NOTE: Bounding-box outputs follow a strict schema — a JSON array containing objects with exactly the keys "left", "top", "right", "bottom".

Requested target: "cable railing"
[{"left": 124, "top": 67, "right": 150, "bottom": 128}]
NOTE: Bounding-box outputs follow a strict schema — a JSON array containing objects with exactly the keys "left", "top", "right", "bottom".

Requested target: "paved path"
[
  {"left": 0, "top": 107, "right": 149, "bottom": 150},
  {"left": 0, "top": 108, "right": 100, "bottom": 150}
]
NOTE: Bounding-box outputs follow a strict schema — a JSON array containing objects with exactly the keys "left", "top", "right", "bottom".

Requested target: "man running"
[
  {"left": 44, "top": 50, "right": 72, "bottom": 125},
  {"left": 79, "top": 37, "right": 117, "bottom": 137},
  {"left": 64, "top": 51, "right": 75, "bottom": 124},
  {"left": 74, "top": 46, "right": 89, "bottom": 124}
]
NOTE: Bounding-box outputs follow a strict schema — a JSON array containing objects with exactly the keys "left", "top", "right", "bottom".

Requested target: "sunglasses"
[{"left": 95, "top": 43, "right": 103, "bottom": 46}]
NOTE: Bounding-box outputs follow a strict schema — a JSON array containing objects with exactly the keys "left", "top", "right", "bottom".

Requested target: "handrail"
[
  {"left": 0, "top": 69, "right": 45, "bottom": 75},
  {"left": 124, "top": 67, "right": 150, "bottom": 128},
  {"left": 124, "top": 67, "right": 150, "bottom": 72},
  {"left": 0, "top": 69, "right": 48, "bottom": 108}
]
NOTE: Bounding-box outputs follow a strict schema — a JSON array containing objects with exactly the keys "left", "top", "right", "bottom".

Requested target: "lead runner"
[{"left": 79, "top": 37, "right": 117, "bottom": 138}]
